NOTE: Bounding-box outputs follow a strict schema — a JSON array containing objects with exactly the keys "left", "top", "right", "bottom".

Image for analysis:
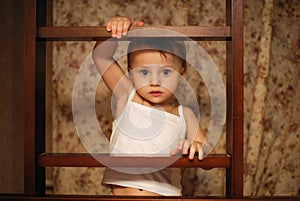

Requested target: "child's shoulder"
[
  {"left": 181, "top": 106, "right": 196, "bottom": 117},
  {"left": 182, "top": 105, "right": 194, "bottom": 113}
]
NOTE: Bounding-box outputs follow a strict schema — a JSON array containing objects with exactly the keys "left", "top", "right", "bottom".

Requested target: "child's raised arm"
[{"left": 92, "top": 17, "right": 143, "bottom": 100}]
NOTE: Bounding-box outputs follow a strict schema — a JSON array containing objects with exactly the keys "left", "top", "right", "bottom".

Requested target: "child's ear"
[
  {"left": 128, "top": 68, "right": 133, "bottom": 78},
  {"left": 180, "top": 66, "right": 187, "bottom": 76}
]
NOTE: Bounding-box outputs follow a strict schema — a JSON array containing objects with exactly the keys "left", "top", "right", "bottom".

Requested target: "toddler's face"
[{"left": 129, "top": 49, "right": 185, "bottom": 104}]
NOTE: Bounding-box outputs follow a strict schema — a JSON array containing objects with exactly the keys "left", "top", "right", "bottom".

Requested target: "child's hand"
[
  {"left": 170, "top": 139, "right": 204, "bottom": 160},
  {"left": 106, "top": 16, "right": 144, "bottom": 38}
]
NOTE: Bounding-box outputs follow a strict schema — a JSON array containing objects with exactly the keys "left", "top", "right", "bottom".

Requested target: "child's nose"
[{"left": 149, "top": 74, "right": 161, "bottom": 86}]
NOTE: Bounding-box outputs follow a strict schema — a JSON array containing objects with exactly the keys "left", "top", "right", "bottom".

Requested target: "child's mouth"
[{"left": 150, "top": 91, "right": 162, "bottom": 97}]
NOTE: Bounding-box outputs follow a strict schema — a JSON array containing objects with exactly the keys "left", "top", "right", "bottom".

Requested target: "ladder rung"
[
  {"left": 38, "top": 153, "right": 230, "bottom": 169},
  {"left": 38, "top": 26, "right": 231, "bottom": 41},
  {"left": 1, "top": 195, "right": 299, "bottom": 201}
]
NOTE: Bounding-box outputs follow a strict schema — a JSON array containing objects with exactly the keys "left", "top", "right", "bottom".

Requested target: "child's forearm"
[
  {"left": 92, "top": 39, "right": 119, "bottom": 75},
  {"left": 93, "top": 39, "right": 118, "bottom": 60},
  {"left": 92, "top": 17, "right": 143, "bottom": 95}
]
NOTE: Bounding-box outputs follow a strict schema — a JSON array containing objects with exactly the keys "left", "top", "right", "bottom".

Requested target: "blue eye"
[
  {"left": 140, "top": 69, "right": 148, "bottom": 76},
  {"left": 162, "top": 69, "right": 171, "bottom": 75}
]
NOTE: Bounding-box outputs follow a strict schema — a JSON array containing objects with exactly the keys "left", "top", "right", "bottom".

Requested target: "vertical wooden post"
[
  {"left": 35, "top": 0, "right": 47, "bottom": 195},
  {"left": 226, "top": 0, "right": 244, "bottom": 197},
  {"left": 231, "top": 0, "right": 244, "bottom": 196},
  {"left": 24, "top": 0, "right": 36, "bottom": 195},
  {"left": 226, "top": 0, "right": 233, "bottom": 196},
  {"left": 24, "top": 0, "right": 47, "bottom": 195},
  {"left": 45, "top": 0, "right": 54, "bottom": 190}
]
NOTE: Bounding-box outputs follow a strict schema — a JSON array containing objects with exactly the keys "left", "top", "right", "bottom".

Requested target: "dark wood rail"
[
  {"left": 38, "top": 153, "right": 230, "bottom": 169},
  {"left": 1, "top": 195, "right": 299, "bottom": 201},
  {"left": 37, "top": 26, "right": 231, "bottom": 40}
]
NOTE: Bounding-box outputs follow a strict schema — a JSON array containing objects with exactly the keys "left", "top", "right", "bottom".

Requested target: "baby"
[{"left": 92, "top": 16, "right": 211, "bottom": 196}]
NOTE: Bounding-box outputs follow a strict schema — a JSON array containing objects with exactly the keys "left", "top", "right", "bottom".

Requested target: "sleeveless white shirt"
[{"left": 102, "top": 89, "right": 186, "bottom": 196}]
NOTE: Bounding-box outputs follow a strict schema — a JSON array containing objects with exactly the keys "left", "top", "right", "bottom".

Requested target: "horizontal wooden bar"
[
  {"left": 37, "top": 26, "right": 231, "bottom": 41},
  {"left": 38, "top": 153, "right": 230, "bottom": 169},
  {"left": 1, "top": 195, "right": 299, "bottom": 201}
]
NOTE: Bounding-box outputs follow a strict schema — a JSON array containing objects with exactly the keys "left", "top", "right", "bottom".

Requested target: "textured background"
[{"left": 50, "top": 0, "right": 299, "bottom": 196}]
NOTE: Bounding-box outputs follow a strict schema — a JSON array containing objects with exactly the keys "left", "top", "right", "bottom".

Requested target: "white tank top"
[{"left": 102, "top": 89, "right": 186, "bottom": 196}]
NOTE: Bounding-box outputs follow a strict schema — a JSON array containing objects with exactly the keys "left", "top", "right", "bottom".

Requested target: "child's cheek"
[{"left": 161, "top": 76, "right": 180, "bottom": 91}]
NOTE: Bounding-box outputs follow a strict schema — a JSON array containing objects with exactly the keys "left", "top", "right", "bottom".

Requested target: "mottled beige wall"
[
  {"left": 244, "top": 0, "right": 300, "bottom": 196},
  {"left": 50, "top": 0, "right": 299, "bottom": 196}
]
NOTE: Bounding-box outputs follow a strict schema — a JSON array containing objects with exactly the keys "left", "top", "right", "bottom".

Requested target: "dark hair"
[{"left": 127, "top": 38, "right": 186, "bottom": 71}]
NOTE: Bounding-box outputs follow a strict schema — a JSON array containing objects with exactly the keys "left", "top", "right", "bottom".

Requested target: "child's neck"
[{"left": 143, "top": 98, "right": 179, "bottom": 116}]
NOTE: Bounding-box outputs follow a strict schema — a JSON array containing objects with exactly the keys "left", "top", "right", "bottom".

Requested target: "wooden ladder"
[{"left": 23, "top": 0, "right": 244, "bottom": 199}]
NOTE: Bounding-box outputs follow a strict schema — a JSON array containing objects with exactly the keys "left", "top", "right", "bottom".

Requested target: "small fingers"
[
  {"left": 122, "top": 20, "right": 132, "bottom": 36},
  {"left": 177, "top": 139, "right": 184, "bottom": 151},
  {"left": 182, "top": 140, "right": 191, "bottom": 155},
  {"left": 188, "top": 143, "right": 196, "bottom": 160},
  {"left": 110, "top": 20, "right": 118, "bottom": 37},
  {"left": 170, "top": 148, "right": 180, "bottom": 156},
  {"left": 132, "top": 21, "right": 144, "bottom": 27},
  {"left": 171, "top": 139, "right": 190, "bottom": 156},
  {"left": 106, "top": 20, "right": 113, "bottom": 31},
  {"left": 197, "top": 143, "right": 204, "bottom": 160},
  {"left": 116, "top": 20, "right": 125, "bottom": 38},
  {"left": 105, "top": 17, "right": 133, "bottom": 38},
  {"left": 188, "top": 141, "right": 204, "bottom": 160}
]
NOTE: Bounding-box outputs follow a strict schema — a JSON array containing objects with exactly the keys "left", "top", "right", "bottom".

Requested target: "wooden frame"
[
  {"left": 1, "top": 196, "right": 300, "bottom": 201},
  {"left": 22, "top": 0, "right": 244, "bottom": 199}
]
